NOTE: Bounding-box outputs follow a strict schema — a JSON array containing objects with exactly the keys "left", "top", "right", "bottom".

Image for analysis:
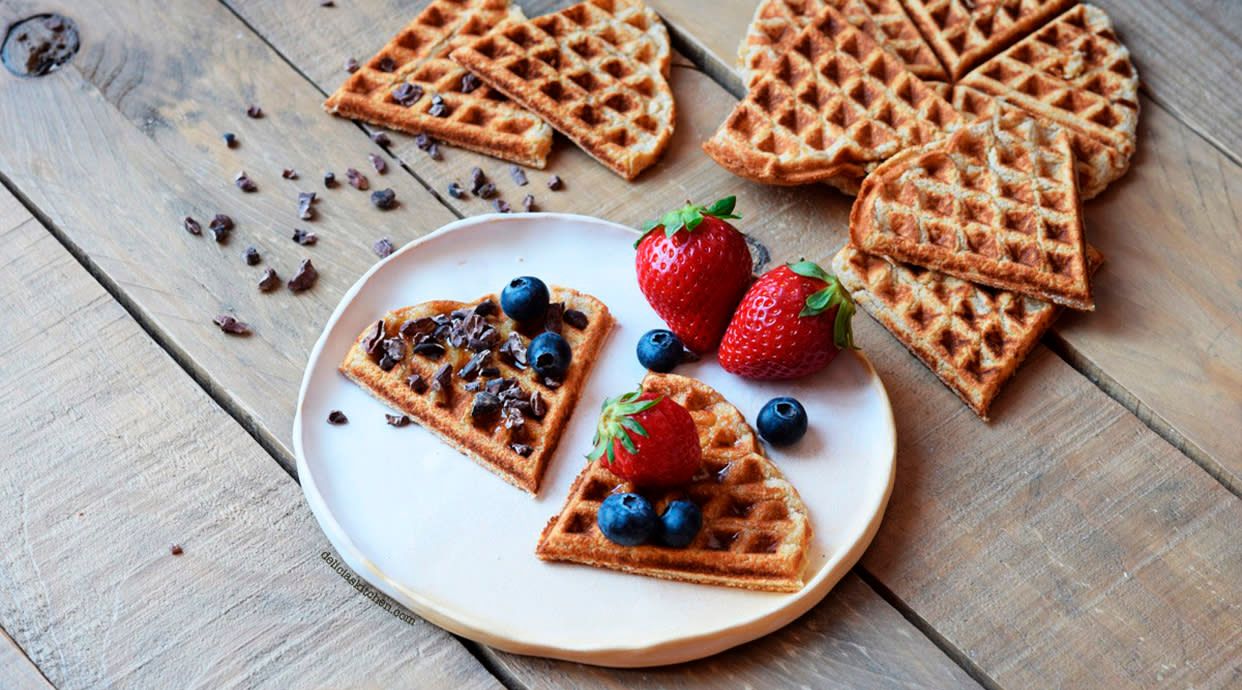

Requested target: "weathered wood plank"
[
  {"left": 0, "top": 628, "right": 53, "bottom": 690},
  {"left": 646, "top": 0, "right": 1242, "bottom": 492},
  {"left": 0, "top": 207, "right": 500, "bottom": 689}
]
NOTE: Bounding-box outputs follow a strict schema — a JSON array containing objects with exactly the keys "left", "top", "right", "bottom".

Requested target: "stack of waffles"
[{"left": 327, "top": 0, "right": 676, "bottom": 179}]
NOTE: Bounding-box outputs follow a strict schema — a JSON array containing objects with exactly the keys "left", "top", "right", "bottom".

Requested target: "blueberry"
[
  {"left": 528, "top": 331, "right": 571, "bottom": 380},
  {"left": 636, "top": 329, "right": 684, "bottom": 373},
  {"left": 757, "top": 397, "right": 808, "bottom": 446},
  {"left": 658, "top": 500, "right": 702, "bottom": 548},
  {"left": 500, "top": 276, "right": 549, "bottom": 322},
  {"left": 598, "top": 493, "right": 657, "bottom": 546}
]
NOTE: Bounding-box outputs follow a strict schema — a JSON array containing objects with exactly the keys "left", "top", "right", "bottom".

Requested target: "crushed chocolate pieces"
[
  {"left": 378, "top": 337, "right": 406, "bottom": 371},
  {"left": 292, "top": 228, "right": 318, "bottom": 246},
  {"left": 373, "top": 237, "right": 395, "bottom": 258},
  {"left": 345, "top": 57, "right": 359, "bottom": 73},
  {"left": 297, "top": 191, "right": 317, "bottom": 220},
  {"left": 471, "top": 391, "right": 501, "bottom": 418},
  {"left": 529, "top": 390, "right": 546, "bottom": 418},
  {"left": 371, "top": 188, "right": 397, "bottom": 210},
  {"left": 371, "top": 132, "right": 391, "bottom": 147},
  {"left": 242, "top": 246, "right": 261, "bottom": 265},
  {"left": 392, "top": 82, "right": 423, "bottom": 107},
  {"left": 430, "top": 363, "right": 453, "bottom": 404},
  {"left": 459, "top": 349, "right": 493, "bottom": 381},
  {"left": 509, "top": 166, "right": 528, "bottom": 186},
  {"left": 427, "top": 143, "right": 441, "bottom": 161},
  {"left": 415, "top": 133, "right": 433, "bottom": 151},
  {"left": 287, "top": 258, "right": 318, "bottom": 292},
  {"left": 463, "top": 380, "right": 482, "bottom": 393},
  {"left": 368, "top": 153, "right": 387, "bottom": 174},
  {"left": 511, "top": 443, "right": 533, "bottom": 457},
  {"left": 400, "top": 317, "right": 436, "bottom": 338},
  {"left": 362, "top": 319, "right": 386, "bottom": 357},
  {"left": 544, "top": 302, "right": 564, "bottom": 334},
  {"left": 428, "top": 94, "right": 447, "bottom": 117},
  {"left": 412, "top": 341, "right": 446, "bottom": 358},
  {"left": 213, "top": 314, "right": 250, "bottom": 335},
  {"left": 500, "top": 403, "right": 525, "bottom": 429},
  {"left": 245, "top": 104, "right": 262, "bottom": 118},
  {"left": 469, "top": 167, "right": 487, "bottom": 194},
  {"left": 475, "top": 300, "right": 498, "bottom": 317},
  {"left": 521, "top": 194, "right": 535, "bottom": 212},
  {"left": 223, "top": 132, "right": 238, "bottom": 148},
  {"left": 282, "top": 168, "right": 298, "bottom": 179},
  {"left": 234, "top": 171, "right": 257, "bottom": 193},
  {"left": 407, "top": 373, "right": 427, "bottom": 393},
  {"left": 480, "top": 366, "right": 501, "bottom": 378},
  {"left": 499, "top": 332, "right": 527, "bottom": 369},
  {"left": 183, "top": 216, "right": 202, "bottom": 236},
  {"left": 477, "top": 183, "right": 496, "bottom": 200},
  {"left": 327, "top": 410, "right": 348, "bottom": 424},
  {"left": 376, "top": 56, "right": 396, "bottom": 72},
  {"left": 385, "top": 414, "right": 412, "bottom": 427},
  {"left": 208, "top": 214, "right": 234, "bottom": 243},
  {"left": 258, "top": 267, "right": 280, "bottom": 292},
  {"left": 493, "top": 199, "right": 510, "bottom": 213},
  {"left": 346, "top": 168, "right": 369, "bottom": 191},
  {"left": 324, "top": 171, "right": 337, "bottom": 187},
  {"left": 460, "top": 73, "right": 481, "bottom": 93},
  {"left": 547, "top": 175, "right": 563, "bottom": 191},
  {"left": 563, "top": 308, "right": 588, "bottom": 330}
]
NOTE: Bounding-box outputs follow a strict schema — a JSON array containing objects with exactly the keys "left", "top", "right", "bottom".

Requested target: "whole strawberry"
[
  {"left": 588, "top": 390, "right": 702, "bottom": 488},
  {"left": 719, "top": 261, "right": 857, "bottom": 380},
  {"left": 635, "top": 196, "right": 753, "bottom": 354}
]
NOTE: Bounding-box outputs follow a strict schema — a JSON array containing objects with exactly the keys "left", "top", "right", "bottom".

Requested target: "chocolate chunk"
[
  {"left": 471, "top": 391, "right": 501, "bottom": 418},
  {"left": 242, "top": 246, "right": 261, "bottom": 265},
  {"left": 459, "top": 349, "right": 492, "bottom": 381},
  {"left": 282, "top": 168, "right": 298, "bottom": 179},
  {"left": 297, "top": 191, "right": 317, "bottom": 220},
  {"left": 460, "top": 73, "right": 481, "bottom": 93},
  {"left": 246, "top": 104, "right": 262, "bottom": 118},
  {"left": 324, "top": 171, "right": 337, "bottom": 187},
  {"left": 287, "top": 259, "right": 319, "bottom": 292},
  {"left": 223, "top": 132, "right": 238, "bottom": 148},
  {"left": 477, "top": 183, "right": 496, "bottom": 200},
  {"left": 376, "top": 56, "right": 396, "bottom": 72},
  {"left": 521, "top": 194, "right": 535, "bottom": 212},
  {"left": 371, "top": 188, "right": 397, "bottom": 210},
  {"left": 493, "top": 199, "right": 510, "bottom": 213},
  {"left": 407, "top": 373, "right": 427, "bottom": 393},
  {"left": 447, "top": 182, "right": 465, "bottom": 199},
  {"left": 392, "top": 82, "right": 423, "bottom": 106},
  {"left": 368, "top": 153, "right": 387, "bottom": 174},
  {"left": 499, "top": 332, "right": 527, "bottom": 369},
  {"left": 428, "top": 94, "right": 447, "bottom": 117},
  {"left": 170, "top": 544, "right": 184, "bottom": 556},
  {"left": 469, "top": 167, "right": 487, "bottom": 194},
  {"left": 479, "top": 366, "right": 501, "bottom": 378},
  {"left": 414, "top": 133, "right": 432, "bottom": 151},
  {"left": 258, "top": 268, "right": 280, "bottom": 292},
  {"left": 183, "top": 216, "right": 202, "bottom": 236},
  {"left": 511, "top": 443, "right": 533, "bottom": 457},
  {"left": 463, "top": 380, "right": 482, "bottom": 393},
  {"left": 529, "top": 391, "right": 546, "bottom": 418},
  {"left": 427, "top": 143, "right": 441, "bottom": 161},
  {"left": 320, "top": 0, "right": 335, "bottom": 6},
  {"left": 509, "top": 166, "right": 528, "bottom": 186},
  {"left": 547, "top": 175, "right": 563, "bottom": 190},
  {"left": 234, "top": 171, "right": 257, "bottom": 192},
  {"left": 500, "top": 403, "right": 525, "bottom": 429},
  {"left": 474, "top": 299, "right": 498, "bottom": 317},
  {"left": 208, "top": 214, "right": 233, "bottom": 243},
  {"left": 412, "top": 341, "right": 446, "bottom": 358},
  {"left": 371, "top": 132, "right": 391, "bottom": 147},
  {"left": 327, "top": 410, "right": 348, "bottom": 424},
  {"left": 345, "top": 57, "right": 359, "bottom": 73},
  {"left": 544, "top": 302, "right": 564, "bottom": 334},
  {"left": 430, "top": 363, "right": 453, "bottom": 404},
  {"left": 362, "top": 320, "right": 386, "bottom": 357},
  {"left": 346, "top": 168, "right": 369, "bottom": 191},
  {"left": 563, "top": 309, "right": 588, "bottom": 330},
  {"left": 213, "top": 314, "right": 251, "bottom": 335},
  {"left": 385, "top": 414, "right": 412, "bottom": 427},
  {"left": 291, "top": 228, "right": 318, "bottom": 246},
  {"left": 373, "top": 237, "right": 395, "bottom": 258},
  {"left": 378, "top": 337, "right": 406, "bottom": 371},
  {"left": 400, "top": 317, "right": 436, "bottom": 338}
]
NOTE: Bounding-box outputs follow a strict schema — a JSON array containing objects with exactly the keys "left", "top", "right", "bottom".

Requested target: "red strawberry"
[
  {"left": 635, "top": 196, "right": 753, "bottom": 354},
  {"left": 588, "top": 390, "right": 702, "bottom": 488},
  {"left": 718, "top": 260, "right": 857, "bottom": 380}
]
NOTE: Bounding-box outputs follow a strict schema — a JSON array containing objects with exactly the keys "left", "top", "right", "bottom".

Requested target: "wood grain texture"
[
  {"left": 646, "top": 0, "right": 1242, "bottom": 490},
  {"left": 0, "top": 206, "right": 500, "bottom": 689}
]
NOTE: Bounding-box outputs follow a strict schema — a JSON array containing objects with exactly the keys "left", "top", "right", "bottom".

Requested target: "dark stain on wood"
[{"left": 2, "top": 14, "right": 80, "bottom": 77}]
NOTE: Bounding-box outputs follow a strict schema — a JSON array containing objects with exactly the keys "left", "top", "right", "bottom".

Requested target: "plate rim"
[{"left": 293, "top": 212, "right": 897, "bottom": 667}]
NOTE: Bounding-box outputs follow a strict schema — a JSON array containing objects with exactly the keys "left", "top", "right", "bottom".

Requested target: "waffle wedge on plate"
[
  {"left": 900, "top": 0, "right": 1074, "bottom": 80},
  {"left": 850, "top": 108, "right": 1093, "bottom": 310},
  {"left": 537, "top": 373, "right": 813, "bottom": 593},
  {"left": 339, "top": 288, "right": 613, "bottom": 494},
  {"left": 833, "top": 243, "right": 1101, "bottom": 418},
  {"left": 451, "top": 0, "right": 674, "bottom": 180},
  {"left": 705, "top": 3, "right": 964, "bottom": 193},
  {"left": 324, "top": 0, "right": 553, "bottom": 167},
  {"left": 739, "top": 0, "right": 947, "bottom": 87}
]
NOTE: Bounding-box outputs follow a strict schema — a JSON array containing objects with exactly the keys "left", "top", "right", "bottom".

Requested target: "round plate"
[{"left": 294, "top": 213, "right": 895, "bottom": 667}]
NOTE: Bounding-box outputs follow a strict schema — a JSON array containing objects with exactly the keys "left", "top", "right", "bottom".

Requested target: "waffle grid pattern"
[{"left": 901, "top": 0, "right": 1074, "bottom": 79}]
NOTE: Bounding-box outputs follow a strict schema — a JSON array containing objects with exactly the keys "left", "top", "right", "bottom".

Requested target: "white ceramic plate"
[{"left": 294, "top": 213, "right": 896, "bottom": 667}]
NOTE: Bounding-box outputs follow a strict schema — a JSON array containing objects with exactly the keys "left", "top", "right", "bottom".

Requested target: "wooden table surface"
[{"left": 0, "top": 0, "right": 1238, "bottom": 687}]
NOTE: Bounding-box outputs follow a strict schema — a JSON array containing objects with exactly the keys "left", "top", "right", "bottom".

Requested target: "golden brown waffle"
[
  {"left": 704, "top": 4, "right": 964, "bottom": 194},
  {"left": 450, "top": 0, "right": 674, "bottom": 180},
  {"left": 901, "top": 0, "right": 1074, "bottom": 80},
  {"left": 537, "top": 373, "right": 813, "bottom": 592},
  {"left": 324, "top": 0, "right": 553, "bottom": 168},
  {"left": 850, "top": 108, "right": 1094, "bottom": 309},
  {"left": 739, "top": 0, "right": 947, "bottom": 87},
  {"left": 960, "top": 3, "right": 1138, "bottom": 188},
  {"left": 833, "top": 243, "right": 1101, "bottom": 418},
  {"left": 339, "top": 288, "right": 613, "bottom": 494}
]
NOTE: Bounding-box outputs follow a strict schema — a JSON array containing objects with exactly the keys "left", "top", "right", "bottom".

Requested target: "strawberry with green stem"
[{"left": 588, "top": 389, "right": 702, "bottom": 488}]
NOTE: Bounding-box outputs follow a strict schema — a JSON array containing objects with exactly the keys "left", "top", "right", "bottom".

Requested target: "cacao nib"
[
  {"left": 345, "top": 57, "right": 359, "bottom": 73},
  {"left": 493, "top": 199, "right": 510, "bottom": 213},
  {"left": 499, "top": 332, "right": 526, "bottom": 369},
  {"left": 477, "top": 183, "right": 496, "bottom": 200},
  {"left": 428, "top": 94, "right": 447, "bottom": 117},
  {"left": 460, "top": 73, "right": 481, "bottom": 93},
  {"left": 223, "top": 132, "right": 238, "bottom": 148},
  {"left": 400, "top": 317, "right": 436, "bottom": 337},
  {"left": 544, "top": 302, "right": 564, "bottom": 334},
  {"left": 509, "top": 165, "right": 528, "bottom": 186},
  {"left": 170, "top": 544, "right": 184, "bottom": 556},
  {"left": 521, "top": 194, "right": 535, "bottom": 212},
  {"left": 371, "top": 132, "right": 390, "bottom": 147},
  {"left": 213, "top": 314, "right": 251, "bottom": 335},
  {"left": 471, "top": 391, "right": 501, "bottom": 418},
  {"left": 246, "top": 104, "right": 262, "bottom": 118},
  {"left": 258, "top": 268, "right": 280, "bottom": 292},
  {"left": 373, "top": 237, "right": 395, "bottom": 258},
  {"left": 459, "top": 349, "right": 492, "bottom": 381},
  {"left": 287, "top": 259, "right": 319, "bottom": 292},
  {"left": 427, "top": 143, "right": 441, "bottom": 161},
  {"left": 234, "top": 171, "right": 257, "bottom": 192},
  {"left": 469, "top": 167, "right": 486, "bottom": 194},
  {"left": 511, "top": 443, "right": 533, "bottom": 457},
  {"left": 378, "top": 337, "right": 406, "bottom": 371},
  {"left": 371, "top": 188, "right": 397, "bottom": 210},
  {"left": 414, "top": 133, "right": 432, "bottom": 151},
  {"left": 500, "top": 404, "right": 524, "bottom": 429},
  {"left": 385, "top": 414, "right": 412, "bottom": 427},
  {"left": 242, "top": 246, "right": 261, "bottom": 265},
  {"left": 368, "top": 153, "right": 386, "bottom": 174},
  {"left": 529, "top": 391, "right": 546, "bottom": 418},
  {"left": 362, "top": 320, "right": 386, "bottom": 357},
  {"left": 463, "top": 380, "right": 482, "bottom": 393},
  {"left": 563, "top": 309, "right": 588, "bottom": 329},
  {"left": 430, "top": 363, "right": 453, "bottom": 404},
  {"left": 297, "top": 191, "right": 317, "bottom": 220},
  {"left": 346, "top": 168, "right": 368, "bottom": 190},
  {"left": 209, "top": 214, "right": 234, "bottom": 243},
  {"left": 480, "top": 366, "right": 500, "bottom": 378},
  {"left": 547, "top": 175, "right": 563, "bottom": 190},
  {"left": 324, "top": 171, "right": 337, "bottom": 187},
  {"left": 327, "top": 410, "right": 348, "bottom": 424},
  {"left": 292, "top": 228, "right": 318, "bottom": 246},
  {"left": 376, "top": 56, "right": 396, "bottom": 72},
  {"left": 183, "top": 216, "right": 202, "bottom": 236},
  {"left": 407, "top": 373, "right": 427, "bottom": 393},
  {"left": 412, "top": 341, "right": 446, "bottom": 358},
  {"left": 475, "top": 300, "right": 498, "bottom": 317},
  {"left": 392, "top": 82, "right": 423, "bottom": 106},
  {"left": 282, "top": 168, "right": 298, "bottom": 179}
]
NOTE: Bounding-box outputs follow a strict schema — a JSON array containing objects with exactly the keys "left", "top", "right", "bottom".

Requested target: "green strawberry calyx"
[
  {"left": 789, "top": 260, "right": 858, "bottom": 351},
  {"left": 587, "top": 389, "right": 663, "bottom": 463},
  {"left": 634, "top": 196, "right": 742, "bottom": 247}
]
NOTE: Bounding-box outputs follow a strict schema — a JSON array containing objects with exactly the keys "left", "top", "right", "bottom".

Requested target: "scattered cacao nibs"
[
  {"left": 282, "top": 168, "right": 298, "bottom": 179},
  {"left": 183, "top": 216, "right": 202, "bottom": 236},
  {"left": 407, "top": 373, "right": 427, "bottom": 393},
  {"left": 234, "top": 171, "right": 257, "bottom": 193},
  {"left": 471, "top": 391, "right": 501, "bottom": 418},
  {"left": 499, "top": 332, "right": 526, "bottom": 369},
  {"left": 447, "top": 182, "right": 465, "bottom": 199},
  {"left": 511, "top": 443, "right": 533, "bottom": 457},
  {"left": 242, "top": 246, "right": 261, "bottom": 265},
  {"left": 493, "top": 199, "right": 510, "bottom": 213},
  {"left": 414, "top": 133, "right": 432, "bottom": 151},
  {"left": 213, "top": 314, "right": 251, "bottom": 335},
  {"left": 427, "top": 143, "right": 442, "bottom": 161},
  {"left": 345, "top": 57, "right": 359, "bottom": 73},
  {"left": 392, "top": 82, "right": 423, "bottom": 107},
  {"left": 223, "top": 132, "right": 238, "bottom": 148},
  {"left": 428, "top": 94, "right": 447, "bottom": 117},
  {"left": 412, "top": 341, "right": 446, "bottom": 358},
  {"left": 170, "top": 544, "right": 184, "bottom": 556},
  {"left": 324, "top": 171, "right": 337, "bottom": 187},
  {"left": 373, "top": 237, "right": 395, "bottom": 258},
  {"left": 258, "top": 268, "right": 280, "bottom": 292},
  {"left": 371, "top": 188, "right": 397, "bottom": 210},
  {"left": 362, "top": 320, "right": 386, "bottom": 357},
  {"left": 431, "top": 363, "right": 453, "bottom": 397},
  {"left": 378, "top": 337, "right": 406, "bottom": 371},
  {"left": 459, "top": 349, "right": 492, "bottom": 381},
  {"left": 371, "top": 131, "right": 390, "bottom": 146},
  {"left": 288, "top": 259, "right": 319, "bottom": 292},
  {"left": 546, "top": 175, "right": 563, "bottom": 190},
  {"left": 477, "top": 183, "right": 496, "bottom": 200},
  {"left": 469, "top": 167, "right": 487, "bottom": 194},
  {"left": 292, "top": 228, "right": 318, "bottom": 246},
  {"left": 563, "top": 309, "right": 589, "bottom": 329},
  {"left": 460, "top": 73, "right": 481, "bottom": 93},
  {"left": 385, "top": 414, "right": 411, "bottom": 427},
  {"left": 297, "top": 191, "right": 317, "bottom": 221},
  {"left": 509, "top": 165, "right": 528, "bottom": 186},
  {"left": 245, "top": 104, "right": 262, "bottom": 118},
  {"left": 521, "top": 194, "right": 535, "bottom": 212},
  {"left": 346, "top": 168, "right": 369, "bottom": 190},
  {"left": 209, "top": 214, "right": 234, "bottom": 243},
  {"left": 327, "top": 410, "right": 348, "bottom": 424},
  {"left": 376, "top": 56, "right": 396, "bottom": 72},
  {"left": 368, "top": 153, "right": 387, "bottom": 174},
  {"left": 400, "top": 317, "right": 436, "bottom": 337},
  {"left": 500, "top": 404, "right": 525, "bottom": 430}
]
